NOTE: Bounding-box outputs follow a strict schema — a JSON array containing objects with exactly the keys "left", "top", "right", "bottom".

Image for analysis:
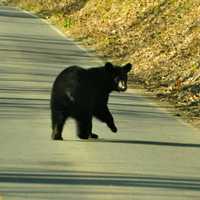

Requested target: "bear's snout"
[{"left": 118, "top": 80, "right": 127, "bottom": 91}]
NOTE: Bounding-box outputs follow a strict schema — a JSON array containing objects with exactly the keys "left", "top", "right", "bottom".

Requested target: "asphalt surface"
[{"left": 0, "top": 5, "right": 200, "bottom": 200}]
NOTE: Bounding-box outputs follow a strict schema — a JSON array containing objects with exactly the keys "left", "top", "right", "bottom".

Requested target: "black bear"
[{"left": 50, "top": 62, "right": 132, "bottom": 140}]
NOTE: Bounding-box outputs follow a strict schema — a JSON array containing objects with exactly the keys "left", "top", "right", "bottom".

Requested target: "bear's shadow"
[{"left": 63, "top": 138, "right": 200, "bottom": 149}]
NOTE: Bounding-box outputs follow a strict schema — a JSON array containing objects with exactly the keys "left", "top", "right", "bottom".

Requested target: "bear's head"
[{"left": 105, "top": 62, "right": 132, "bottom": 92}]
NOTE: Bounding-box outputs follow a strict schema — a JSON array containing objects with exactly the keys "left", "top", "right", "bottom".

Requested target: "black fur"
[{"left": 50, "top": 62, "right": 132, "bottom": 140}]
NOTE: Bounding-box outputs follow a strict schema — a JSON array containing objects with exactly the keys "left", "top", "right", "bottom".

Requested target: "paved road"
[{"left": 0, "top": 6, "right": 200, "bottom": 200}]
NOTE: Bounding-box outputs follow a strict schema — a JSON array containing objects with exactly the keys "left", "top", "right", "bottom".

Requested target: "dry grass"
[{"left": 9, "top": 0, "right": 200, "bottom": 122}]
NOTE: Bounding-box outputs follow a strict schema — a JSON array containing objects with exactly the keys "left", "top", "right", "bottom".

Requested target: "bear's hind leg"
[
  {"left": 51, "top": 110, "right": 67, "bottom": 140},
  {"left": 90, "top": 133, "right": 98, "bottom": 139}
]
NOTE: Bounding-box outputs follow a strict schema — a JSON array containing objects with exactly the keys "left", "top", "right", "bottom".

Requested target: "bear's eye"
[{"left": 114, "top": 76, "right": 120, "bottom": 84}]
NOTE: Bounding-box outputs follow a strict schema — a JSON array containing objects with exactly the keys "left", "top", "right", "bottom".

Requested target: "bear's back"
[{"left": 52, "top": 66, "right": 85, "bottom": 93}]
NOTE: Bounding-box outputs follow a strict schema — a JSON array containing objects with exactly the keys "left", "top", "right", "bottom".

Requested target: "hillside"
[{"left": 8, "top": 0, "right": 200, "bottom": 125}]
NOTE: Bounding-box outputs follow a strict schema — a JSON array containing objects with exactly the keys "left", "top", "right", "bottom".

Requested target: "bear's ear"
[
  {"left": 123, "top": 63, "right": 132, "bottom": 73},
  {"left": 105, "top": 62, "right": 114, "bottom": 71}
]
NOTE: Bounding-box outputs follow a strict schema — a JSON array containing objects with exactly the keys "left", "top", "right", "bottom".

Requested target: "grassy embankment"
[{"left": 8, "top": 0, "right": 200, "bottom": 125}]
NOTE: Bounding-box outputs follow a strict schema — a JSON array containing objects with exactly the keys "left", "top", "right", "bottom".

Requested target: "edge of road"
[
  {"left": 12, "top": 5, "right": 104, "bottom": 65},
  {"left": 3, "top": 5, "right": 200, "bottom": 133},
  {"left": 128, "top": 88, "right": 200, "bottom": 132},
  {"left": 0, "top": 4, "right": 104, "bottom": 64}
]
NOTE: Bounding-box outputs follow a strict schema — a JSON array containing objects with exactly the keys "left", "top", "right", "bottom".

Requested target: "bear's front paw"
[
  {"left": 78, "top": 134, "right": 89, "bottom": 139},
  {"left": 107, "top": 123, "right": 118, "bottom": 133},
  {"left": 51, "top": 134, "right": 63, "bottom": 141},
  {"left": 111, "top": 126, "right": 117, "bottom": 133}
]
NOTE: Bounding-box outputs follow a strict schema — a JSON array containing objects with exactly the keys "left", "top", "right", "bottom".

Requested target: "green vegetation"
[{"left": 8, "top": 0, "right": 200, "bottom": 124}]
